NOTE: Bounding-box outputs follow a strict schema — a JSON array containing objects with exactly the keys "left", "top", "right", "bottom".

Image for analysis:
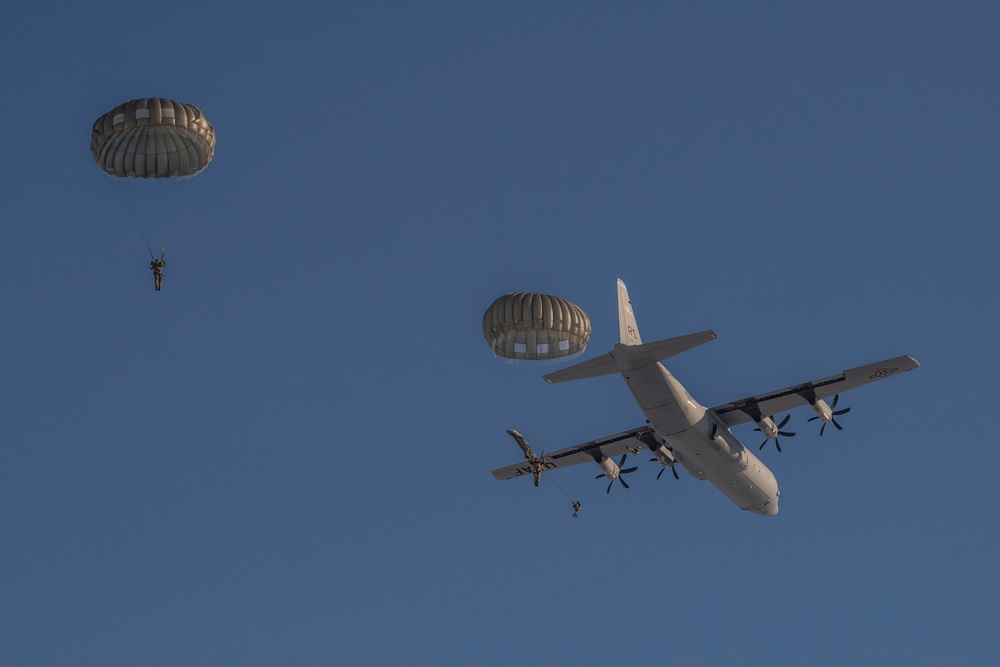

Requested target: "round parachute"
[
  {"left": 91, "top": 98, "right": 215, "bottom": 178},
  {"left": 483, "top": 293, "right": 591, "bottom": 360}
]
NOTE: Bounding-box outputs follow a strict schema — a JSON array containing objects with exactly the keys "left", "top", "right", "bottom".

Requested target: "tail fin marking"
[{"left": 617, "top": 278, "right": 642, "bottom": 346}]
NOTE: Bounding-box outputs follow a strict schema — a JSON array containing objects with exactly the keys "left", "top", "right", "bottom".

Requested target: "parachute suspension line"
[
  {"left": 104, "top": 175, "right": 157, "bottom": 256},
  {"left": 132, "top": 221, "right": 156, "bottom": 259},
  {"left": 156, "top": 180, "right": 191, "bottom": 256},
  {"left": 547, "top": 474, "right": 572, "bottom": 502}
]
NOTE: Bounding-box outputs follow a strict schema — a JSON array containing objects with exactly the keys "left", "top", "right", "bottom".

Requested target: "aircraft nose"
[
  {"left": 757, "top": 492, "right": 779, "bottom": 516},
  {"left": 758, "top": 485, "right": 780, "bottom": 516}
]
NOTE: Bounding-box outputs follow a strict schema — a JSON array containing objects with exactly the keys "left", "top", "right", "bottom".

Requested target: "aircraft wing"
[
  {"left": 710, "top": 355, "right": 919, "bottom": 427},
  {"left": 491, "top": 426, "right": 650, "bottom": 481}
]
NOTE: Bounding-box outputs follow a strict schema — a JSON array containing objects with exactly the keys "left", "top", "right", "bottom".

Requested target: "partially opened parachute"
[
  {"left": 91, "top": 98, "right": 215, "bottom": 178},
  {"left": 483, "top": 293, "right": 591, "bottom": 360}
]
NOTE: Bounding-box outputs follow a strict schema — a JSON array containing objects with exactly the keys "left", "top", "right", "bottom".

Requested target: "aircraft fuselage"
[{"left": 613, "top": 344, "right": 779, "bottom": 515}]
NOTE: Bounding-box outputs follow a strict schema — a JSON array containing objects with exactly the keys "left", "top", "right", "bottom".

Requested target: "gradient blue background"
[{"left": 2, "top": 2, "right": 997, "bottom": 665}]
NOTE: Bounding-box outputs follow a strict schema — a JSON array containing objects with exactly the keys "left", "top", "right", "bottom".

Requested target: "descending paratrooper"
[{"left": 91, "top": 98, "right": 215, "bottom": 291}]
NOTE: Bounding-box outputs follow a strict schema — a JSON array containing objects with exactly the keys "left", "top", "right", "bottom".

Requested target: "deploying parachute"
[
  {"left": 483, "top": 293, "right": 591, "bottom": 360},
  {"left": 91, "top": 98, "right": 215, "bottom": 178},
  {"left": 484, "top": 293, "right": 591, "bottom": 516}
]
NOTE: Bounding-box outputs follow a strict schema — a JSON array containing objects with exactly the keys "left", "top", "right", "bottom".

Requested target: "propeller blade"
[
  {"left": 759, "top": 439, "right": 768, "bottom": 450},
  {"left": 808, "top": 415, "right": 820, "bottom": 422},
  {"left": 778, "top": 414, "right": 791, "bottom": 429},
  {"left": 833, "top": 419, "right": 843, "bottom": 431},
  {"left": 831, "top": 394, "right": 840, "bottom": 410},
  {"left": 778, "top": 430, "right": 796, "bottom": 438},
  {"left": 775, "top": 439, "right": 782, "bottom": 453},
  {"left": 834, "top": 407, "right": 851, "bottom": 416},
  {"left": 820, "top": 422, "right": 827, "bottom": 436},
  {"left": 656, "top": 465, "right": 680, "bottom": 480},
  {"left": 599, "top": 455, "right": 637, "bottom": 492}
]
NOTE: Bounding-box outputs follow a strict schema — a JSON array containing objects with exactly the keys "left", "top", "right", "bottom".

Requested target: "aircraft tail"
[
  {"left": 544, "top": 279, "right": 718, "bottom": 384},
  {"left": 618, "top": 278, "right": 642, "bottom": 346}
]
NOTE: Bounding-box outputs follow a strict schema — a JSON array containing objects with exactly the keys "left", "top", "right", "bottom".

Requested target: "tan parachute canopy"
[
  {"left": 91, "top": 98, "right": 215, "bottom": 178},
  {"left": 483, "top": 293, "right": 591, "bottom": 360}
]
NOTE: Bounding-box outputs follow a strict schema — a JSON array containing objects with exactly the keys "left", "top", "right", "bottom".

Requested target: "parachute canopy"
[
  {"left": 91, "top": 98, "right": 215, "bottom": 178},
  {"left": 483, "top": 293, "right": 591, "bottom": 360}
]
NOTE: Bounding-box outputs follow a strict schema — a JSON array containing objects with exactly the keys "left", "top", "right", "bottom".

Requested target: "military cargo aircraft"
[{"left": 491, "top": 279, "right": 918, "bottom": 515}]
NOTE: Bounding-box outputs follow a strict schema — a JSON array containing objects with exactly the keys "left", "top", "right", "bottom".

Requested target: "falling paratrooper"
[
  {"left": 506, "top": 429, "right": 582, "bottom": 518},
  {"left": 505, "top": 428, "right": 547, "bottom": 487},
  {"left": 91, "top": 98, "right": 216, "bottom": 291}
]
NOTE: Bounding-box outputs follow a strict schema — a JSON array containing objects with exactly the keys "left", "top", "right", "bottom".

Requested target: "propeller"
[
  {"left": 653, "top": 461, "right": 680, "bottom": 480},
  {"left": 808, "top": 394, "right": 852, "bottom": 435},
  {"left": 595, "top": 454, "right": 638, "bottom": 493},
  {"left": 755, "top": 414, "right": 796, "bottom": 452}
]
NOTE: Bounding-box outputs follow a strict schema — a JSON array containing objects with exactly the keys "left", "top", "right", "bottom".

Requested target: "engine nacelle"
[
  {"left": 634, "top": 430, "right": 679, "bottom": 473},
  {"left": 810, "top": 398, "right": 833, "bottom": 422},
  {"left": 650, "top": 444, "right": 676, "bottom": 468},
  {"left": 755, "top": 416, "right": 779, "bottom": 439},
  {"left": 596, "top": 456, "right": 620, "bottom": 480}
]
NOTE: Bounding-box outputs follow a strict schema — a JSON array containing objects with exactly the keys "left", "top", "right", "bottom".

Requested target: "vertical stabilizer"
[{"left": 617, "top": 278, "right": 642, "bottom": 346}]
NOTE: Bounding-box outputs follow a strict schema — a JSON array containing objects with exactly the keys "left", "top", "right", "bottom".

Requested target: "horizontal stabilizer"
[
  {"left": 627, "top": 330, "right": 718, "bottom": 365},
  {"left": 543, "top": 353, "right": 619, "bottom": 384},
  {"left": 543, "top": 330, "right": 718, "bottom": 383}
]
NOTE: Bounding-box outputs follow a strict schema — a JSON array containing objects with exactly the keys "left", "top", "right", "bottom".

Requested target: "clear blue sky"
[{"left": 2, "top": 2, "right": 997, "bottom": 665}]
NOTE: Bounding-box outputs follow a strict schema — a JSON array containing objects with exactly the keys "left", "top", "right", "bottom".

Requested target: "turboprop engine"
[
  {"left": 596, "top": 456, "right": 622, "bottom": 480},
  {"left": 806, "top": 394, "right": 851, "bottom": 435},
  {"left": 594, "top": 454, "right": 637, "bottom": 493},
  {"left": 650, "top": 444, "right": 680, "bottom": 480},
  {"left": 754, "top": 414, "right": 795, "bottom": 452},
  {"left": 634, "top": 429, "right": 681, "bottom": 480}
]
